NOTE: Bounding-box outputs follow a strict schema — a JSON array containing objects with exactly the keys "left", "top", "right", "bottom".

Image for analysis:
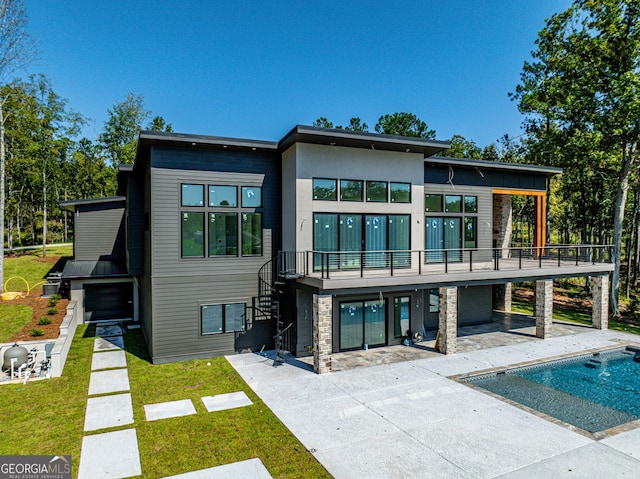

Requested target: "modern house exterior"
[{"left": 61, "top": 125, "right": 614, "bottom": 371}]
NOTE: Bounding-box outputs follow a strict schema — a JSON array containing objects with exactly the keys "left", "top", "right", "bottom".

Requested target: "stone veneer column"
[
  {"left": 535, "top": 280, "right": 553, "bottom": 338},
  {"left": 492, "top": 283, "right": 512, "bottom": 312},
  {"left": 591, "top": 275, "right": 609, "bottom": 330},
  {"left": 438, "top": 287, "right": 458, "bottom": 354},
  {"left": 312, "top": 294, "right": 332, "bottom": 374}
]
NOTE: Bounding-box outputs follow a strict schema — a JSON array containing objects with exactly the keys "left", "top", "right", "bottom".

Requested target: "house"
[{"left": 61, "top": 126, "right": 614, "bottom": 371}]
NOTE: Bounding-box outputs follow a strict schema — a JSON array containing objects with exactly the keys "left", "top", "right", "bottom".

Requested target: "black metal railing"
[{"left": 285, "top": 244, "right": 613, "bottom": 279}]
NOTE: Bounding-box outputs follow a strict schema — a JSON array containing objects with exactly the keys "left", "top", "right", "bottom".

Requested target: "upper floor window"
[
  {"left": 181, "top": 212, "right": 205, "bottom": 257},
  {"left": 340, "top": 180, "right": 363, "bottom": 201},
  {"left": 241, "top": 187, "right": 262, "bottom": 207},
  {"left": 313, "top": 178, "right": 337, "bottom": 200},
  {"left": 445, "top": 195, "right": 462, "bottom": 212},
  {"left": 366, "top": 181, "right": 388, "bottom": 202},
  {"left": 464, "top": 195, "right": 477, "bottom": 213},
  {"left": 181, "top": 184, "right": 204, "bottom": 207},
  {"left": 209, "top": 185, "right": 237, "bottom": 207},
  {"left": 390, "top": 182, "right": 411, "bottom": 203},
  {"left": 425, "top": 194, "right": 443, "bottom": 212}
]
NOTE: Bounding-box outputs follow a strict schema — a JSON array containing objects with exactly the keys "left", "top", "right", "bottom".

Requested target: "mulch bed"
[{"left": 6, "top": 287, "right": 69, "bottom": 342}]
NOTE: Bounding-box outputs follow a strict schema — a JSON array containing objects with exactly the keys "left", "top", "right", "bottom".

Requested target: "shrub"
[
  {"left": 38, "top": 317, "right": 52, "bottom": 325},
  {"left": 47, "top": 308, "right": 58, "bottom": 315},
  {"left": 30, "top": 328, "right": 44, "bottom": 337},
  {"left": 47, "top": 295, "right": 60, "bottom": 307}
]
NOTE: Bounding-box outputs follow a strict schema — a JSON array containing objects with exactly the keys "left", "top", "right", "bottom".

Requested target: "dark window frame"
[
  {"left": 366, "top": 180, "right": 388, "bottom": 202},
  {"left": 390, "top": 182, "right": 411, "bottom": 203},
  {"left": 201, "top": 302, "right": 246, "bottom": 335},
  {"left": 312, "top": 178, "right": 338, "bottom": 201}
]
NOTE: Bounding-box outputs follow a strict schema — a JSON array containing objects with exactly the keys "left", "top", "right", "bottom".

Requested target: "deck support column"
[
  {"left": 591, "top": 275, "right": 609, "bottom": 330},
  {"left": 535, "top": 280, "right": 553, "bottom": 338},
  {"left": 438, "top": 286, "right": 457, "bottom": 354},
  {"left": 492, "top": 283, "right": 512, "bottom": 312},
  {"left": 313, "top": 294, "right": 332, "bottom": 374}
]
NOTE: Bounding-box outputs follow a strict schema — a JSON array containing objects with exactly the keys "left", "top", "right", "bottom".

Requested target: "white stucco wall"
[{"left": 281, "top": 143, "right": 426, "bottom": 253}]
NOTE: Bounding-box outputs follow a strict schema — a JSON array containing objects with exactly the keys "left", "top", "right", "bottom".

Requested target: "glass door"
[
  {"left": 425, "top": 217, "right": 444, "bottom": 262},
  {"left": 365, "top": 215, "right": 387, "bottom": 268},
  {"left": 389, "top": 215, "right": 410, "bottom": 268},
  {"left": 339, "top": 215, "right": 362, "bottom": 269},
  {"left": 339, "top": 299, "right": 387, "bottom": 350},
  {"left": 364, "top": 300, "right": 386, "bottom": 346},
  {"left": 444, "top": 217, "right": 462, "bottom": 262}
]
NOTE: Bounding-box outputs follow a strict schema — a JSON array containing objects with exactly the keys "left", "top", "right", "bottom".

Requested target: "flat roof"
[
  {"left": 427, "top": 156, "right": 563, "bottom": 175},
  {"left": 60, "top": 196, "right": 126, "bottom": 212},
  {"left": 138, "top": 130, "right": 279, "bottom": 151},
  {"left": 61, "top": 260, "right": 129, "bottom": 279}
]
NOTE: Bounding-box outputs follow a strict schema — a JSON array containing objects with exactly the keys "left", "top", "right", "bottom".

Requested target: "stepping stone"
[
  {"left": 160, "top": 458, "right": 272, "bottom": 479},
  {"left": 201, "top": 391, "right": 253, "bottom": 413},
  {"left": 88, "top": 369, "right": 130, "bottom": 396},
  {"left": 94, "top": 336, "right": 124, "bottom": 352},
  {"left": 96, "top": 324, "right": 123, "bottom": 337},
  {"left": 78, "top": 428, "right": 141, "bottom": 479},
  {"left": 91, "top": 350, "right": 127, "bottom": 371},
  {"left": 84, "top": 393, "right": 134, "bottom": 431},
  {"left": 144, "top": 399, "right": 196, "bottom": 421}
]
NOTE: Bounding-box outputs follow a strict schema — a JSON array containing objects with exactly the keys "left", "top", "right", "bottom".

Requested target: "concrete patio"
[{"left": 227, "top": 317, "right": 640, "bottom": 478}]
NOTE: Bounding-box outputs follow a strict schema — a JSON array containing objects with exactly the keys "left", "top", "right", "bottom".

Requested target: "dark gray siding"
[
  {"left": 458, "top": 285, "right": 492, "bottom": 325},
  {"left": 74, "top": 203, "right": 125, "bottom": 261},
  {"left": 295, "top": 289, "right": 313, "bottom": 355},
  {"left": 126, "top": 175, "right": 144, "bottom": 276},
  {"left": 425, "top": 164, "right": 547, "bottom": 191},
  {"left": 147, "top": 147, "right": 281, "bottom": 362},
  {"left": 140, "top": 166, "right": 153, "bottom": 357}
]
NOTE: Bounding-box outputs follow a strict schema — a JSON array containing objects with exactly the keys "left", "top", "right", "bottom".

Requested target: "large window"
[
  {"left": 425, "top": 193, "right": 479, "bottom": 262},
  {"left": 180, "top": 182, "right": 263, "bottom": 258},
  {"left": 390, "top": 183, "right": 411, "bottom": 203},
  {"left": 209, "top": 213, "right": 238, "bottom": 256},
  {"left": 464, "top": 217, "right": 477, "bottom": 248},
  {"left": 366, "top": 181, "right": 388, "bottom": 202},
  {"left": 182, "top": 184, "right": 204, "bottom": 207},
  {"left": 209, "top": 185, "right": 237, "bottom": 207},
  {"left": 201, "top": 303, "right": 246, "bottom": 335},
  {"left": 394, "top": 296, "right": 410, "bottom": 338},
  {"left": 242, "top": 213, "right": 262, "bottom": 256},
  {"left": 445, "top": 195, "right": 462, "bottom": 212},
  {"left": 181, "top": 212, "right": 204, "bottom": 257},
  {"left": 425, "top": 194, "right": 443, "bottom": 212},
  {"left": 340, "top": 180, "right": 363, "bottom": 201},
  {"left": 313, "top": 178, "right": 337, "bottom": 200}
]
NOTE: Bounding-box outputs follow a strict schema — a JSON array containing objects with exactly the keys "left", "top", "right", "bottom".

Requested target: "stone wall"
[
  {"left": 312, "top": 294, "right": 332, "bottom": 374},
  {"left": 535, "top": 280, "right": 553, "bottom": 338},
  {"left": 591, "top": 275, "right": 609, "bottom": 330},
  {"left": 438, "top": 287, "right": 457, "bottom": 354}
]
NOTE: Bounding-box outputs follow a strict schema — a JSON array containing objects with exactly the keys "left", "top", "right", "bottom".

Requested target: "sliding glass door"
[
  {"left": 365, "top": 215, "right": 387, "bottom": 267},
  {"left": 339, "top": 299, "right": 386, "bottom": 350}
]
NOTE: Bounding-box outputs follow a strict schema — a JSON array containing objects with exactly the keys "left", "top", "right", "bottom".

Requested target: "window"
[
  {"left": 313, "top": 213, "right": 338, "bottom": 269},
  {"left": 390, "top": 183, "right": 411, "bottom": 203},
  {"left": 429, "top": 289, "right": 439, "bottom": 313},
  {"left": 181, "top": 212, "right": 204, "bottom": 257},
  {"left": 464, "top": 217, "right": 477, "bottom": 249},
  {"left": 209, "top": 213, "right": 238, "bottom": 256},
  {"left": 313, "top": 178, "right": 337, "bottom": 200},
  {"left": 201, "top": 303, "right": 246, "bottom": 335},
  {"left": 242, "top": 213, "right": 262, "bottom": 255},
  {"left": 241, "top": 186, "right": 262, "bottom": 207},
  {"left": 425, "top": 194, "right": 443, "bottom": 212},
  {"left": 181, "top": 184, "right": 204, "bottom": 207},
  {"left": 464, "top": 196, "right": 477, "bottom": 213},
  {"left": 366, "top": 181, "right": 388, "bottom": 202},
  {"left": 445, "top": 195, "right": 462, "bottom": 212},
  {"left": 209, "top": 185, "right": 237, "bottom": 207},
  {"left": 394, "top": 296, "right": 411, "bottom": 338},
  {"left": 340, "top": 180, "right": 363, "bottom": 201}
]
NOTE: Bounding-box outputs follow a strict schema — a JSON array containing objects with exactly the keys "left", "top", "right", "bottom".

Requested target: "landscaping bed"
[{"left": 2, "top": 289, "right": 68, "bottom": 341}]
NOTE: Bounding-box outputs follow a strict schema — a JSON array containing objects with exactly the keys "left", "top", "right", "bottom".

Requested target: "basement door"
[
  {"left": 339, "top": 299, "right": 386, "bottom": 350},
  {"left": 84, "top": 282, "right": 133, "bottom": 321}
]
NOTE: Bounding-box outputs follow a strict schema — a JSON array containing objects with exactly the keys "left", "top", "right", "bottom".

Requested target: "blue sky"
[{"left": 24, "top": 1, "right": 571, "bottom": 147}]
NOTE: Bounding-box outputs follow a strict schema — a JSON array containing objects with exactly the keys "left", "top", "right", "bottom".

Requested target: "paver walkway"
[{"left": 77, "top": 322, "right": 268, "bottom": 479}]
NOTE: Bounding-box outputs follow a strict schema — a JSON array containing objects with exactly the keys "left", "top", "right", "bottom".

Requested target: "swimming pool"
[{"left": 463, "top": 347, "right": 640, "bottom": 434}]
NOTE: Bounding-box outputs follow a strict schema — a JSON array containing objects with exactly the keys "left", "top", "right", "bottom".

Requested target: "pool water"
[{"left": 464, "top": 348, "right": 640, "bottom": 433}]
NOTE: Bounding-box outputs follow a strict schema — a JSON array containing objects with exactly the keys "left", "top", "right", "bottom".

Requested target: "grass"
[
  {"left": 0, "top": 324, "right": 329, "bottom": 479},
  {"left": 5, "top": 244, "right": 72, "bottom": 292},
  {"left": 512, "top": 297, "right": 640, "bottom": 335},
  {"left": 0, "top": 304, "right": 32, "bottom": 342}
]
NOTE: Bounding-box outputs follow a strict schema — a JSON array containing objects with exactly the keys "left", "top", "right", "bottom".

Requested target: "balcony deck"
[{"left": 280, "top": 245, "right": 614, "bottom": 293}]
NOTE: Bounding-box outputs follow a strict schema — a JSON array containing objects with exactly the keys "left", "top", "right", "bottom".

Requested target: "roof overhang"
[
  {"left": 60, "top": 196, "right": 126, "bottom": 213},
  {"left": 427, "top": 156, "right": 563, "bottom": 176},
  {"left": 279, "top": 125, "right": 450, "bottom": 157}
]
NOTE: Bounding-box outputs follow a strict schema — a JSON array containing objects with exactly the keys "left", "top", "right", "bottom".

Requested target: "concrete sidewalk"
[{"left": 227, "top": 329, "right": 640, "bottom": 478}]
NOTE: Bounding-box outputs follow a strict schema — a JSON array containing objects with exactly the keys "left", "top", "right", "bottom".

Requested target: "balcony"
[{"left": 277, "top": 245, "right": 614, "bottom": 291}]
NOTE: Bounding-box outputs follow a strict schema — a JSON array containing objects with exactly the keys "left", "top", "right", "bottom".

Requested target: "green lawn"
[
  {"left": 0, "top": 324, "right": 330, "bottom": 479},
  {"left": 512, "top": 297, "right": 640, "bottom": 335},
  {"left": 5, "top": 244, "right": 72, "bottom": 292},
  {"left": 0, "top": 304, "right": 32, "bottom": 342}
]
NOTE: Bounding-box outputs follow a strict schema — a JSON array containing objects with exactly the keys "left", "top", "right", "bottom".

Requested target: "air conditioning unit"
[{"left": 42, "top": 283, "right": 59, "bottom": 297}]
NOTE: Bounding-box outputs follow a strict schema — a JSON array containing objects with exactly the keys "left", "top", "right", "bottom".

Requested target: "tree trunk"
[
  {"left": 610, "top": 143, "right": 635, "bottom": 317},
  {"left": 0, "top": 98, "right": 6, "bottom": 287},
  {"left": 42, "top": 158, "right": 46, "bottom": 257}
]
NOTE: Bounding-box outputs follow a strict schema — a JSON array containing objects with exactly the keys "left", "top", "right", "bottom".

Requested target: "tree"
[
  {"left": 374, "top": 112, "right": 435, "bottom": 139},
  {"left": 343, "top": 117, "right": 368, "bottom": 132},
  {"left": 0, "top": 0, "right": 35, "bottom": 283},
  {"left": 512, "top": 0, "right": 640, "bottom": 315},
  {"left": 147, "top": 115, "right": 173, "bottom": 132},
  {"left": 99, "top": 92, "right": 150, "bottom": 166},
  {"left": 312, "top": 117, "right": 333, "bottom": 129},
  {"left": 444, "top": 134, "right": 482, "bottom": 159}
]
